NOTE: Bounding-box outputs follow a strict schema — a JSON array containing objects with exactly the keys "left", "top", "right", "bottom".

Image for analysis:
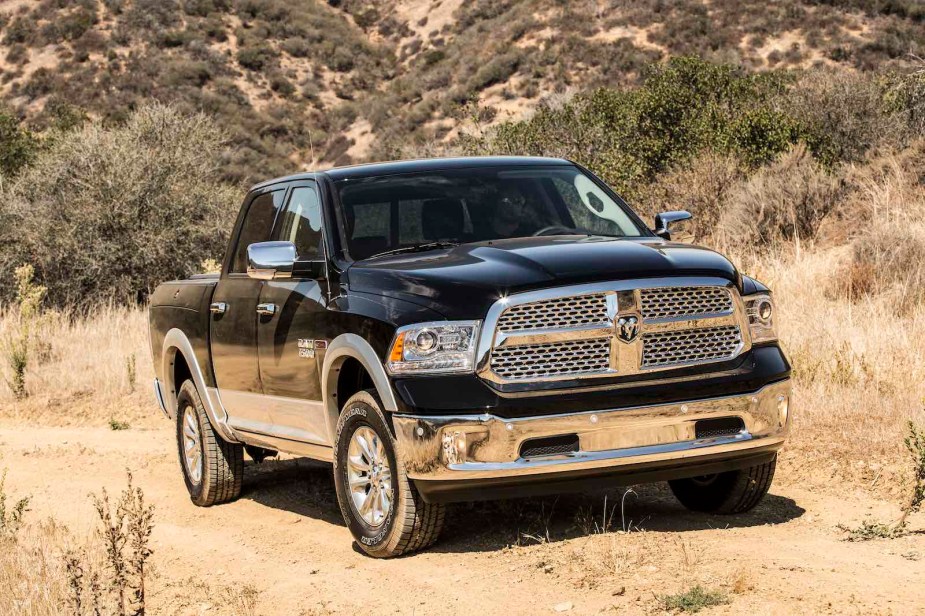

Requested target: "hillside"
[{"left": 0, "top": 0, "right": 922, "bottom": 183}]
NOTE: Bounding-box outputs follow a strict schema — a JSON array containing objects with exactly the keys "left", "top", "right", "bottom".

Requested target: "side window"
[
  {"left": 231, "top": 189, "right": 285, "bottom": 273},
  {"left": 276, "top": 186, "right": 323, "bottom": 260}
]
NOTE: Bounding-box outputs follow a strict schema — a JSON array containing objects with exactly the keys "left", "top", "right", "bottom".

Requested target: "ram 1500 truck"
[{"left": 149, "top": 157, "right": 791, "bottom": 557}]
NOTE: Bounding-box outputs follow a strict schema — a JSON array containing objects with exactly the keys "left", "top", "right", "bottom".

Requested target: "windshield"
[{"left": 334, "top": 165, "right": 647, "bottom": 260}]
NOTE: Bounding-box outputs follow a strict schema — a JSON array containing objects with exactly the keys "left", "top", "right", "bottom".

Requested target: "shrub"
[
  {"left": 1, "top": 264, "right": 46, "bottom": 398},
  {"left": 836, "top": 141, "right": 925, "bottom": 310},
  {"left": 786, "top": 69, "right": 905, "bottom": 165},
  {"left": 236, "top": 44, "right": 277, "bottom": 71},
  {"left": 66, "top": 473, "right": 154, "bottom": 615},
  {"left": 886, "top": 62, "right": 925, "bottom": 136},
  {"left": 659, "top": 586, "right": 729, "bottom": 613},
  {"left": 0, "top": 104, "right": 239, "bottom": 307},
  {"left": 465, "top": 57, "right": 800, "bottom": 198},
  {"left": 0, "top": 110, "right": 38, "bottom": 178},
  {"left": 639, "top": 151, "right": 743, "bottom": 239},
  {"left": 0, "top": 470, "right": 30, "bottom": 539},
  {"left": 845, "top": 222, "right": 925, "bottom": 312},
  {"left": 719, "top": 145, "right": 843, "bottom": 246}
]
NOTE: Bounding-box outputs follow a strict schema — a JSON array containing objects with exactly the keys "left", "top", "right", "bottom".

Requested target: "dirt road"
[{"left": 2, "top": 423, "right": 924, "bottom": 615}]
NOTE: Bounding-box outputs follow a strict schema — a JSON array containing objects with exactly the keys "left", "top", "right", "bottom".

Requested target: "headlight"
[
  {"left": 387, "top": 321, "right": 481, "bottom": 374},
  {"left": 744, "top": 293, "right": 777, "bottom": 344}
]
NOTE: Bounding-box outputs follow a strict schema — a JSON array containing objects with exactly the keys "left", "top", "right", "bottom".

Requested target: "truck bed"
[{"left": 149, "top": 275, "right": 218, "bottom": 390}]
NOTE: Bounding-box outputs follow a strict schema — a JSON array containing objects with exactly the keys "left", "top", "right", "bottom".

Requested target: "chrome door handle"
[
  {"left": 256, "top": 303, "right": 277, "bottom": 316},
  {"left": 209, "top": 302, "right": 227, "bottom": 315}
]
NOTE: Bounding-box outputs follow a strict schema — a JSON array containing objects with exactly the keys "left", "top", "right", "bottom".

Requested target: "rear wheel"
[
  {"left": 176, "top": 380, "right": 244, "bottom": 507},
  {"left": 669, "top": 455, "right": 777, "bottom": 514},
  {"left": 333, "top": 390, "right": 445, "bottom": 557}
]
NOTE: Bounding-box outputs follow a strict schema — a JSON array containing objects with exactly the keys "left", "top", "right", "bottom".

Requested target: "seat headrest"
[{"left": 422, "top": 198, "right": 465, "bottom": 241}]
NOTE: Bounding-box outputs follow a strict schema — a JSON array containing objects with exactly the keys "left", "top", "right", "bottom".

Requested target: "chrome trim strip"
[
  {"left": 476, "top": 276, "right": 752, "bottom": 386},
  {"left": 234, "top": 428, "right": 334, "bottom": 462},
  {"left": 222, "top": 389, "right": 330, "bottom": 446},
  {"left": 393, "top": 379, "right": 790, "bottom": 482}
]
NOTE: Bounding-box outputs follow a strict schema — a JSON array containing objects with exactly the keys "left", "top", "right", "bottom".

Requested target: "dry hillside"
[{"left": 0, "top": 0, "right": 922, "bottom": 182}]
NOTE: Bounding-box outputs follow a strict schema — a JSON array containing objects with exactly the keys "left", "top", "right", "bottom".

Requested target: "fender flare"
[
  {"left": 161, "top": 328, "right": 239, "bottom": 443},
  {"left": 321, "top": 333, "right": 398, "bottom": 440}
]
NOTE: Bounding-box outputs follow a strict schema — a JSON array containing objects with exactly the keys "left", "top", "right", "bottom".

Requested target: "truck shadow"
[
  {"left": 237, "top": 458, "right": 805, "bottom": 553},
  {"left": 433, "top": 484, "right": 805, "bottom": 554},
  {"left": 239, "top": 456, "right": 344, "bottom": 528}
]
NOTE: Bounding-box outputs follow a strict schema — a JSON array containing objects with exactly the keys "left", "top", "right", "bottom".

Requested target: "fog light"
[{"left": 777, "top": 394, "right": 789, "bottom": 426}]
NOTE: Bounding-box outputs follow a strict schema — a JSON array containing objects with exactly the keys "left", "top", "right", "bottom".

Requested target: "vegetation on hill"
[{"left": 0, "top": 0, "right": 922, "bottom": 181}]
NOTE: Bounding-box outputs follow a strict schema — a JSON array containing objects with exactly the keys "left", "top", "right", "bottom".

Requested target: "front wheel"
[
  {"left": 333, "top": 390, "right": 445, "bottom": 557},
  {"left": 668, "top": 455, "right": 777, "bottom": 514},
  {"left": 176, "top": 380, "right": 244, "bottom": 507}
]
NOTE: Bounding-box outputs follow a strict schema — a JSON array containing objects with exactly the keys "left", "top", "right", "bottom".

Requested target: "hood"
[{"left": 346, "top": 236, "right": 741, "bottom": 320}]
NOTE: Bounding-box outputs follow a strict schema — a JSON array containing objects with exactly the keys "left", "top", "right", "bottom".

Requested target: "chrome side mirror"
[
  {"left": 654, "top": 211, "right": 693, "bottom": 243},
  {"left": 247, "top": 241, "right": 297, "bottom": 280}
]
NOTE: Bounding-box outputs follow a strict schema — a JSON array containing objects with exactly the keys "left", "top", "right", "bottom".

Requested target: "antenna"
[{"left": 308, "top": 130, "right": 316, "bottom": 172}]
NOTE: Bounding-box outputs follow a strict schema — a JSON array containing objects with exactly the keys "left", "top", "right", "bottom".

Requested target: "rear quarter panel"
[{"left": 148, "top": 276, "right": 218, "bottom": 387}]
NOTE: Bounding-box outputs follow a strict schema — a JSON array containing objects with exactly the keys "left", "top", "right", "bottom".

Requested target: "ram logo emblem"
[{"left": 616, "top": 316, "right": 640, "bottom": 344}]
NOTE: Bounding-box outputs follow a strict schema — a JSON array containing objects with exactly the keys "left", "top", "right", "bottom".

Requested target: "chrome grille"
[
  {"left": 641, "top": 287, "right": 732, "bottom": 320},
  {"left": 490, "top": 338, "right": 611, "bottom": 380},
  {"left": 642, "top": 325, "right": 742, "bottom": 368},
  {"left": 496, "top": 293, "right": 608, "bottom": 332},
  {"left": 483, "top": 280, "right": 749, "bottom": 384}
]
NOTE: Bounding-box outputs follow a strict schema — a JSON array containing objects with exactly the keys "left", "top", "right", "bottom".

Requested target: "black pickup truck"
[{"left": 148, "top": 157, "right": 791, "bottom": 557}]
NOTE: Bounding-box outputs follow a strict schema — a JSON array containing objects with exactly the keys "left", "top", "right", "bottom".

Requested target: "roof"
[{"left": 249, "top": 156, "right": 573, "bottom": 190}]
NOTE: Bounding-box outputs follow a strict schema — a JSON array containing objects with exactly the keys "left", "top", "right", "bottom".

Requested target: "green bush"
[
  {"left": 0, "top": 104, "right": 239, "bottom": 307},
  {"left": 236, "top": 44, "right": 277, "bottom": 71},
  {"left": 465, "top": 57, "right": 800, "bottom": 198},
  {"left": 0, "top": 111, "right": 38, "bottom": 178}
]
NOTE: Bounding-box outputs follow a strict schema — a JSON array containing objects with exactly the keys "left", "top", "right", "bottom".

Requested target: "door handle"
[
  {"left": 256, "top": 303, "right": 277, "bottom": 316},
  {"left": 209, "top": 302, "right": 227, "bottom": 315}
]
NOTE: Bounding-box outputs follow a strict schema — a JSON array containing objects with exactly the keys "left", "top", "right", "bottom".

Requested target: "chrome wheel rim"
[
  {"left": 346, "top": 425, "right": 393, "bottom": 528},
  {"left": 182, "top": 406, "right": 203, "bottom": 484}
]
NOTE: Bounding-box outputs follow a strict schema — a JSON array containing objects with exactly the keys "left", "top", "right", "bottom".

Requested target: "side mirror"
[
  {"left": 247, "top": 241, "right": 297, "bottom": 280},
  {"left": 654, "top": 211, "right": 693, "bottom": 242}
]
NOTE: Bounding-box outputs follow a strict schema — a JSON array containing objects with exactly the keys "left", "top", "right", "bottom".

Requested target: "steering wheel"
[{"left": 532, "top": 225, "right": 575, "bottom": 237}]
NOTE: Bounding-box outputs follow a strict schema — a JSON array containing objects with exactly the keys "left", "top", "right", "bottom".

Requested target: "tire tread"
[
  {"left": 669, "top": 455, "right": 777, "bottom": 514},
  {"left": 334, "top": 389, "right": 445, "bottom": 557},
  {"left": 177, "top": 380, "right": 243, "bottom": 507}
]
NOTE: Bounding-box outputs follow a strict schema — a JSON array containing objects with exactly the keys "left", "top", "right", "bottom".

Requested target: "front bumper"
[{"left": 393, "top": 379, "right": 791, "bottom": 503}]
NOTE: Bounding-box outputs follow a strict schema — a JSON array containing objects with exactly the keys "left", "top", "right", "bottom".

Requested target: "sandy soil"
[{"left": 1, "top": 422, "right": 924, "bottom": 615}]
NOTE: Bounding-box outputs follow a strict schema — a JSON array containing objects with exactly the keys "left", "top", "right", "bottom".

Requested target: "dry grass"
[
  {"left": 731, "top": 245, "right": 925, "bottom": 495},
  {"left": 0, "top": 304, "right": 154, "bottom": 428},
  {"left": 0, "top": 519, "right": 73, "bottom": 615}
]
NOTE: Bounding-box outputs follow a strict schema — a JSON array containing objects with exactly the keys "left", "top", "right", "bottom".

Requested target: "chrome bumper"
[{"left": 393, "top": 380, "right": 791, "bottom": 482}]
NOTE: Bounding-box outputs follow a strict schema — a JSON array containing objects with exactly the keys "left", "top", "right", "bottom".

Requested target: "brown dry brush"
[
  {"left": 0, "top": 469, "right": 30, "bottom": 539},
  {"left": 68, "top": 472, "right": 155, "bottom": 616},
  {"left": 898, "top": 420, "right": 925, "bottom": 530}
]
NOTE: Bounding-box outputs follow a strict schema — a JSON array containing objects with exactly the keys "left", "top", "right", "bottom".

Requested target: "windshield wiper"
[{"left": 367, "top": 241, "right": 460, "bottom": 260}]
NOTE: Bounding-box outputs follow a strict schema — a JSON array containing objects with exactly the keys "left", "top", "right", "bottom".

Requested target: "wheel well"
[
  {"left": 171, "top": 349, "right": 193, "bottom": 398},
  {"left": 335, "top": 357, "right": 374, "bottom": 411}
]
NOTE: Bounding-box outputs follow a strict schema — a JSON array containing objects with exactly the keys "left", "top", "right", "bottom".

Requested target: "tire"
[
  {"left": 668, "top": 455, "right": 777, "bottom": 514},
  {"left": 333, "top": 390, "right": 445, "bottom": 558},
  {"left": 176, "top": 379, "right": 244, "bottom": 507}
]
